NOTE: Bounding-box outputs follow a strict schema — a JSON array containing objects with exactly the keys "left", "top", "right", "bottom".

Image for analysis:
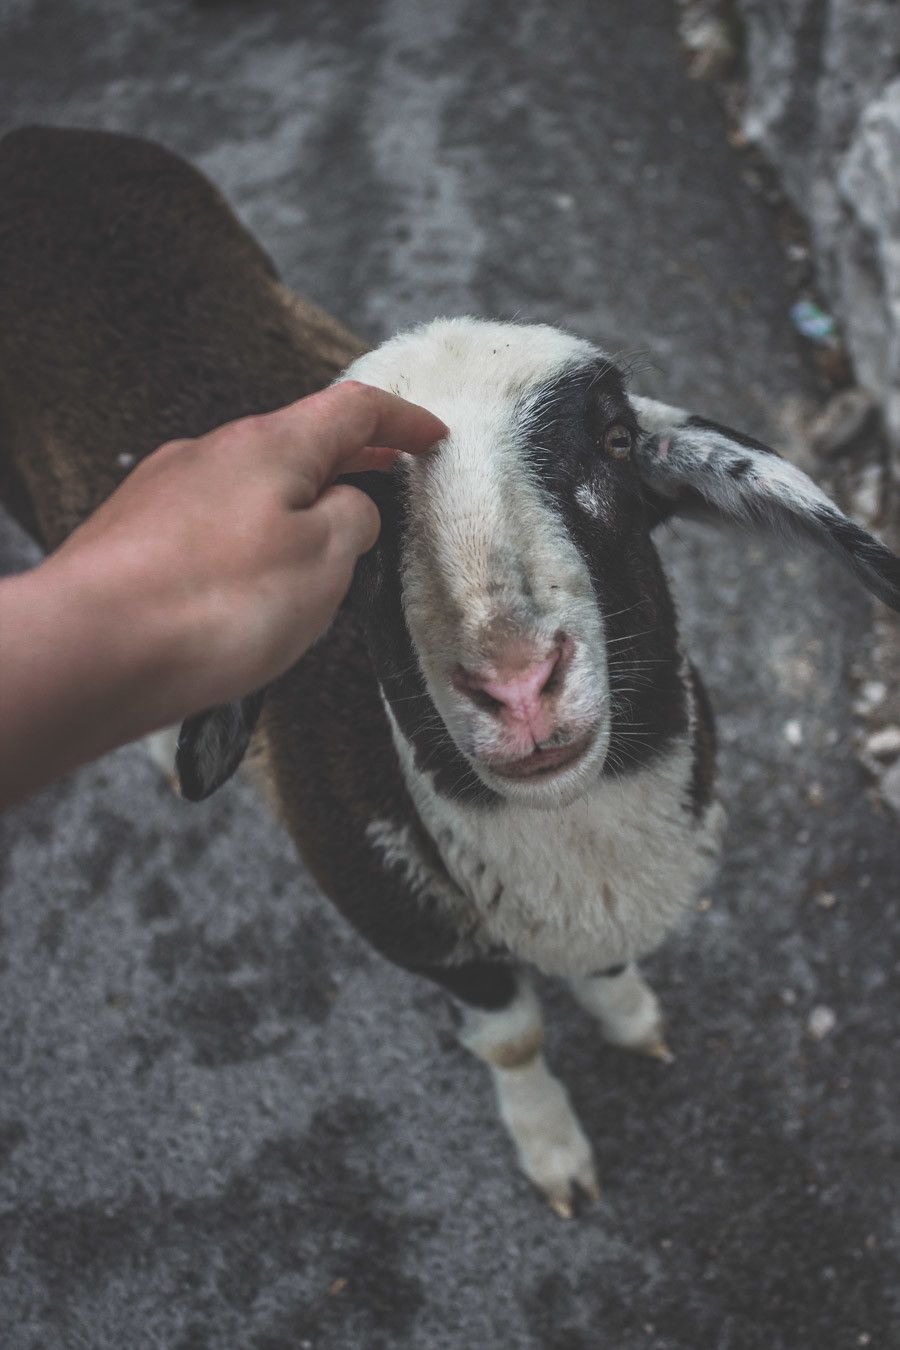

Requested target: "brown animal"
[{"left": 0, "top": 126, "right": 365, "bottom": 551}]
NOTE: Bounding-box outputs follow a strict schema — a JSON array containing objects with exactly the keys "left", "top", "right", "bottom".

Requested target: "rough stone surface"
[
  {"left": 734, "top": 0, "right": 900, "bottom": 458},
  {"left": 1, "top": 2, "right": 899, "bottom": 1348}
]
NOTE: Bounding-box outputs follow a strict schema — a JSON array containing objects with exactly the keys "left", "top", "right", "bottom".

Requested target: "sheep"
[{"left": 2, "top": 127, "right": 898, "bottom": 1218}]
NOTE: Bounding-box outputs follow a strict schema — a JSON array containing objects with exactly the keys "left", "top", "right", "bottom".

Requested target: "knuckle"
[
  {"left": 227, "top": 413, "right": 266, "bottom": 444},
  {"left": 339, "top": 379, "right": 378, "bottom": 414}
]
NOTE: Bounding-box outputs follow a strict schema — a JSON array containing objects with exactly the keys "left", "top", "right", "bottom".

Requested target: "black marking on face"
[{"left": 519, "top": 360, "right": 688, "bottom": 776}]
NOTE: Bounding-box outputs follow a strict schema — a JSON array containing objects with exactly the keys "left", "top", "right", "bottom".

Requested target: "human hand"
[
  {"left": 0, "top": 382, "right": 446, "bottom": 807},
  {"left": 48, "top": 381, "right": 447, "bottom": 720}
]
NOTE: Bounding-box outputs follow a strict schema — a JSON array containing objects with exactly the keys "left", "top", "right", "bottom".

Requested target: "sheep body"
[{"left": 3, "top": 127, "right": 897, "bottom": 1217}]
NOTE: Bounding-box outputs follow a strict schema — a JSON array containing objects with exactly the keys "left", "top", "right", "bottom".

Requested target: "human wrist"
[
  {"left": 39, "top": 541, "right": 200, "bottom": 739},
  {"left": 0, "top": 546, "right": 190, "bottom": 810}
]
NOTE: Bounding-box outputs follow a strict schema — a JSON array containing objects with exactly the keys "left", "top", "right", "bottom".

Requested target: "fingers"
[{"left": 262, "top": 382, "right": 448, "bottom": 504}]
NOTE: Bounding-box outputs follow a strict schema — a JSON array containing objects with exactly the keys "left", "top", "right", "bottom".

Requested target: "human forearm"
[{"left": 0, "top": 552, "right": 188, "bottom": 809}]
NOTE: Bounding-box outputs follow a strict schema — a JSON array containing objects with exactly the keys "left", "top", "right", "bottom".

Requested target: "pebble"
[
  {"left": 815, "top": 891, "right": 838, "bottom": 909},
  {"left": 878, "top": 760, "right": 900, "bottom": 817},
  {"left": 784, "top": 719, "right": 804, "bottom": 747},
  {"left": 854, "top": 681, "right": 887, "bottom": 715},
  {"left": 117, "top": 451, "right": 136, "bottom": 469},
  {"left": 864, "top": 725, "right": 900, "bottom": 762},
  {"left": 808, "top": 1006, "right": 837, "bottom": 1040},
  {"left": 677, "top": 1, "right": 736, "bottom": 78},
  {"left": 851, "top": 464, "right": 883, "bottom": 524},
  {"left": 806, "top": 388, "right": 875, "bottom": 456}
]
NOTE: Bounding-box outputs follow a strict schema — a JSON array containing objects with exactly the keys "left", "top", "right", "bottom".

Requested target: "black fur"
[
  {"left": 176, "top": 690, "right": 266, "bottom": 801},
  {"left": 686, "top": 664, "right": 717, "bottom": 820},
  {"left": 521, "top": 363, "right": 689, "bottom": 777},
  {"left": 416, "top": 960, "right": 519, "bottom": 1011},
  {"left": 808, "top": 507, "right": 900, "bottom": 614}
]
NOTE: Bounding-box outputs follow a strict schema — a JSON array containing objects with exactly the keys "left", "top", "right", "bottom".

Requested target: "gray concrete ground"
[{"left": 1, "top": 2, "right": 897, "bottom": 1347}]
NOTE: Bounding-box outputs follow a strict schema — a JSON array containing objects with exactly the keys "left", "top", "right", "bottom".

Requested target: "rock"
[
  {"left": 850, "top": 463, "right": 884, "bottom": 526},
  {"left": 783, "top": 718, "right": 804, "bottom": 746},
  {"left": 864, "top": 725, "right": 900, "bottom": 762},
  {"left": 676, "top": 0, "right": 737, "bottom": 78},
  {"left": 807, "top": 388, "right": 876, "bottom": 456},
  {"left": 837, "top": 80, "right": 900, "bottom": 454},
  {"left": 879, "top": 760, "right": 900, "bottom": 817},
  {"left": 853, "top": 680, "right": 888, "bottom": 716},
  {"left": 732, "top": 2, "right": 900, "bottom": 466},
  {"left": 807, "top": 1005, "right": 837, "bottom": 1040}
]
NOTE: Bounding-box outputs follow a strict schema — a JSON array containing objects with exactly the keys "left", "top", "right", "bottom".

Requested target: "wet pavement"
[{"left": 1, "top": 2, "right": 897, "bottom": 1347}]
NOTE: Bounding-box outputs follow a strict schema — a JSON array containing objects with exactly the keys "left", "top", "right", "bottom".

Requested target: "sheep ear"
[
  {"left": 631, "top": 396, "right": 900, "bottom": 613},
  {"left": 175, "top": 689, "right": 265, "bottom": 801}
]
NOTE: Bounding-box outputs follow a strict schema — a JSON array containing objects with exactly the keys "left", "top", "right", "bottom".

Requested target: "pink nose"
[{"left": 454, "top": 640, "right": 567, "bottom": 736}]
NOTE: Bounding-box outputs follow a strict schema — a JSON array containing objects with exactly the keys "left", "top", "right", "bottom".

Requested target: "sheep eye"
[{"left": 602, "top": 423, "right": 633, "bottom": 459}]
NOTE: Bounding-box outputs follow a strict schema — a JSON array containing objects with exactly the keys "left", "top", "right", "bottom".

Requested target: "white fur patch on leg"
[
  {"left": 458, "top": 979, "right": 544, "bottom": 1069},
  {"left": 459, "top": 982, "right": 599, "bottom": 1214},
  {"left": 570, "top": 964, "right": 670, "bottom": 1059},
  {"left": 493, "top": 1056, "right": 600, "bottom": 1217}
]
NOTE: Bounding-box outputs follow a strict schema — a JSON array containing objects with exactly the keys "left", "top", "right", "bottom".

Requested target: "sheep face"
[{"left": 345, "top": 319, "right": 685, "bottom": 809}]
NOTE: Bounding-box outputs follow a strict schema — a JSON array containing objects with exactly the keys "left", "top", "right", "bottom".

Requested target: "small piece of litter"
[
  {"left": 553, "top": 193, "right": 574, "bottom": 210},
  {"left": 117, "top": 452, "right": 136, "bottom": 469},
  {"left": 815, "top": 891, "right": 838, "bottom": 910},
  {"left": 328, "top": 1277, "right": 348, "bottom": 1296},
  {"left": 784, "top": 719, "right": 803, "bottom": 747},
  {"left": 808, "top": 1005, "right": 836, "bottom": 1040},
  {"left": 697, "top": 897, "right": 712, "bottom": 912},
  {"left": 790, "top": 300, "right": 838, "bottom": 347},
  {"left": 807, "top": 782, "right": 825, "bottom": 807}
]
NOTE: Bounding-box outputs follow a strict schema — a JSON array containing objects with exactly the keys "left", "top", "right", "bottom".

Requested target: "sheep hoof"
[
  {"left": 544, "top": 1167, "right": 600, "bottom": 1219},
  {"left": 548, "top": 1193, "right": 574, "bottom": 1220},
  {"left": 633, "top": 1036, "right": 675, "bottom": 1064}
]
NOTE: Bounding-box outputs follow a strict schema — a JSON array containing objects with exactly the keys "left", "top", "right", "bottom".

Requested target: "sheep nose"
[{"left": 454, "top": 638, "right": 569, "bottom": 730}]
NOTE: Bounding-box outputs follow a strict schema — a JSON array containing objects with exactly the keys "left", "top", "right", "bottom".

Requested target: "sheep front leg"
[
  {"left": 429, "top": 962, "right": 600, "bottom": 1216},
  {"left": 569, "top": 963, "right": 673, "bottom": 1063}
]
